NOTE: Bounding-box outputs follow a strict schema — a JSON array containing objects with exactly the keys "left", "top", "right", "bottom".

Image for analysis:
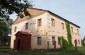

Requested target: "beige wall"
[
  {"left": 70, "top": 24, "right": 81, "bottom": 46},
  {"left": 11, "top": 12, "right": 48, "bottom": 49},
  {"left": 11, "top": 12, "right": 81, "bottom": 49},
  {"left": 46, "top": 12, "right": 81, "bottom": 48},
  {"left": 10, "top": 20, "right": 28, "bottom": 48}
]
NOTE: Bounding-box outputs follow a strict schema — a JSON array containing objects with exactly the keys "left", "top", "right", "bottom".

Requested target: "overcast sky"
[{"left": 10, "top": 0, "right": 85, "bottom": 38}]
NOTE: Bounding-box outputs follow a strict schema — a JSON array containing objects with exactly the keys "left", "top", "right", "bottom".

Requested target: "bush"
[{"left": 61, "top": 36, "right": 69, "bottom": 49}]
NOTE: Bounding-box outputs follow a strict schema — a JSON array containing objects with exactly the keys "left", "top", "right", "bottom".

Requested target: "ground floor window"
[
  {"left": 78, "top": 40, "right": 80, "bottom": 45},
  {"left": 37, "top": 37, "right": 41, "bottom": 45},
  {"left": 74, "top": 39, "right": 77, "bottom": 45},
  {"left": 52, "top": 36, "right": 55, "bottom": 45}
]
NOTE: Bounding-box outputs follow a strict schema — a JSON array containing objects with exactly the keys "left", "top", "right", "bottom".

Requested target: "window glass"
[{"left": 37, "top": 37, "right": 41, "bottom": 45}]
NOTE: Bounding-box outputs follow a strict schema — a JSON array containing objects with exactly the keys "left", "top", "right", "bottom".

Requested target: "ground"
[
  {"left": 0, "top": 47, "right": 85, "bottom": 55},
  {"left": 0, "top": 53, "right": 12, "bottom": 55}
]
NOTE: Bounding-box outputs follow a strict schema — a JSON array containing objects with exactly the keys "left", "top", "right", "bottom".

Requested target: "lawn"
[
  {"left": 14, "top": 47, "right": 85, "bottom": 55},
  {"left": 0, "top": 47, "right": 85, "bottom": 55}
]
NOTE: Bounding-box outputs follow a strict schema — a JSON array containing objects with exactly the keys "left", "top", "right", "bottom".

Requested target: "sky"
[{"left": 10, "top": 0, "right": 85, "bottom": 38}]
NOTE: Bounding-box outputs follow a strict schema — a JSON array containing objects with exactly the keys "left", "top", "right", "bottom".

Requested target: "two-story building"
[{"left": 10, "top": 8, "right": 81, "bottom": 50}]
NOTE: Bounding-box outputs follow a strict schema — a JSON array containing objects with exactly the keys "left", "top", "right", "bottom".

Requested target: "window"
[
  {"left": 52, "top": 36, "right": 55, "bottom": 45},
  {"left": 58, "top": 37, "right": 61, "bottom": 45},
  {"left": 37, "top": 37, "right": 41, "bottom": 45},
  {"left": 78, "top": 40, "right": 80, "bottom": 44},
  {"left": 77, "top": 29, "right": 79, "bottom": 35},
  {"left": 71, "top": 27, "right": 73, "bottom": 33},
  {"left": 74, "top": 39, "right": 77, "bottom": 45},
  {"left": 14, "top": 26, "right": 17, "bottom": 32},
  {"left": 51, "top": 18, "right": 55, "bottom": 26},
  {"left": 37, "top": 19, "right": 41, "bottom": 26},
  {"left": 62, "top": 23, "right": 64, "bottom": 29},
  {"left": 25, "top": 23, "right": 28, "bottom": 29}
]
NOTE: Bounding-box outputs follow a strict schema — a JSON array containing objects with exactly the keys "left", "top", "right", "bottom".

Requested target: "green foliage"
[
  {"left": 82, "top": 36, "right": 85, "bottom": 46},
  {"left": 58, "top": 37, "right": 62, "bottom": 46},
  {"left": 65, "top": 21, "right": 73, "bottom": 47},
  {"left": 0, "top": 0, "right": 32, "bottom": 18},
  {"left": 0, "top": 18, "right": 13, "bottom": 46},
  {"left": 61, "top": 36, "right": 69, "bottom": 49}
]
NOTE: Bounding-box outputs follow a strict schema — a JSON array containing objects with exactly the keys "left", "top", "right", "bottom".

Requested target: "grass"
[
  {"left": 0, "top": 47, "right": 85, "bottom": 55},
  {"left": 13, "top": 47, "right": 85, "bottom": 55},
  {"left": 0, "top": 47, "right": 14, "bottom": 54}
]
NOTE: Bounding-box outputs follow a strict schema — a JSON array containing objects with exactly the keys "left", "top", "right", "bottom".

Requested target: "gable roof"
[
  {"left": 13, "top": 8, "right": 46, "bottom": 24},
  {"left": 13, "top": 8, "right": 80, "bottom": 28},
  {"left": 47, "top": 10, "right": 80, "bottom": 28}
]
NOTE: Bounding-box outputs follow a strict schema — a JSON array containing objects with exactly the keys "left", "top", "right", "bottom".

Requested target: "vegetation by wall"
[
  {"left": 65, "top": 21, "right": 73, "bottom": 47},
  {"left": 61, "top": 36, "right": 68, "bottom": 49},
  {"left": 59, "top": 21, "right": 73, "bottom": 49},
  {"left": 58, "top": 36, "right": 68, "bottom": 49}
]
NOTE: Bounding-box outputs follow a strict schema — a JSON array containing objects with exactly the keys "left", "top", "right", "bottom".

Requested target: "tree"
[
  {"left": 0, "top": 18, "right": 13, "bottom": 46},
  {"left": 0, "top": 0, "right": 32, "bottom": 18},
  {"left": 61, "top": 36, "right": 69, "bottom": 49},
  {"left": 82, "top": 36, "right": 85, "bottom": 46},
  {"left": 0, "top": 0, "right": 32, "bottom": 46}
]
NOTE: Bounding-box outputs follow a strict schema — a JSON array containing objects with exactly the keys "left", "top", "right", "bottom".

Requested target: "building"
[{"left": 10, "top": 8, "right": 81, "bottom": 50}]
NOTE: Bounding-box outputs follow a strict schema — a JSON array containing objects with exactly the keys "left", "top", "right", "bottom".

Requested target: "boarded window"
[
  {"left": 37, "top": 19, "right": 41, "bottom": 26},
  {"left": 37, "top": 37, "right": 41, "bottom": 45},
  {"left": 62, "top": 23, "right": 64, "bottom": 29},
  {"left": 14, "top": 26, "right": 17, "bottom": 32},
  {"left": 25, "top": 23, "right": 28, "bottom": 29},
  {"left": 51, "top": 18, "right": 55, "bottom": 26}
]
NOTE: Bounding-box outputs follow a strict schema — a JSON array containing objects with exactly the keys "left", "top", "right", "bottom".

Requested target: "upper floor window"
[
  {"left": 37, "top": 19, "right": 41, "bottom": 26},
  {"left": 71, "top": 27, "right": 73, "bottom": 33},
  {"left": 77, "top": 29, "right": 79, "bottom": 35},
  {"left": 25, "top": 23, "right": 28, "bottom": 29},
  {"left": 14, "top": 26, "right": 17, "bottom": 32},
  {"left": 51, "top": 18, "right": 55, "bottom": 26},
  {"left": 62, "top": 23, "right": 64, "bottom": 29},
  {"left": 37, "top": 37, "right": 41, "bottom": 45}
]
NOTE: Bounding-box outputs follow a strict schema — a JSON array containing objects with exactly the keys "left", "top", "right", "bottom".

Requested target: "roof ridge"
[
  {"left": 47, "top": 11, "right": 80, "bottom": 28},
  {"left": 28, "top": 7, "right": 47, "bottom": 11}
]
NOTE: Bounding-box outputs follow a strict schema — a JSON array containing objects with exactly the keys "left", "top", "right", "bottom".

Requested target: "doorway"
[{"left": 17, "top": 39, "right": 20, "bottom": 50}]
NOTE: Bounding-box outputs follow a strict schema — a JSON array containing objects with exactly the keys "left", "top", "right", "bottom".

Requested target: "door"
[
  {"left": 21, "top": 35, "right": 31, "bottom": 50},
  {"left": 14, "top": 31, "right": 31, "bottom": 50},
  {"left": 17, "top": 39, "right": 20, "bottom": 50}
]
